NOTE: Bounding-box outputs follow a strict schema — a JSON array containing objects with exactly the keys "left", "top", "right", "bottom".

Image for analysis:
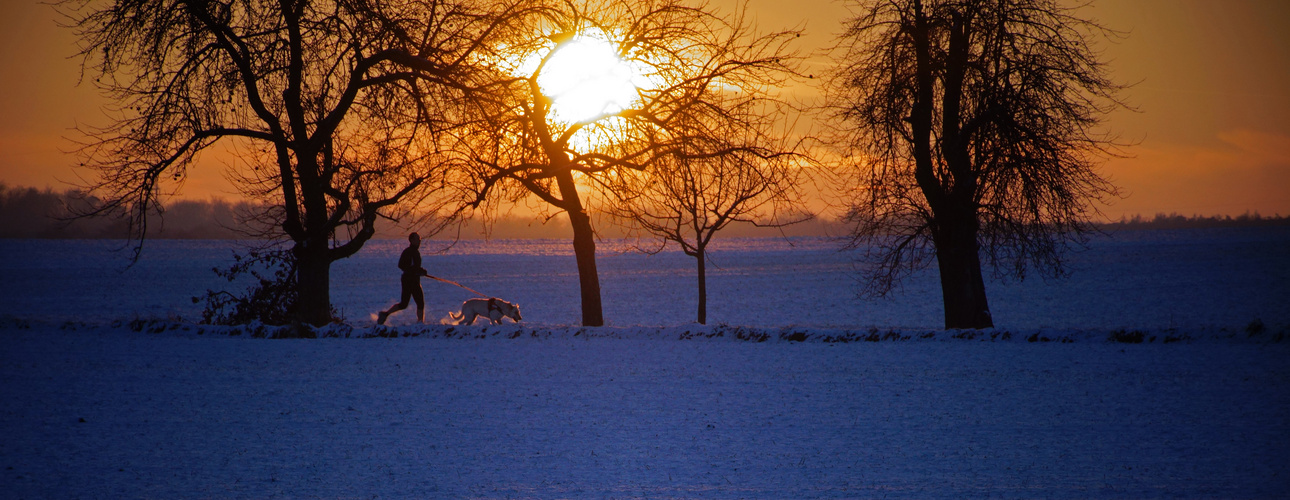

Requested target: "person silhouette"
[{"left": 377, "top": 232, "right": 429, "bottom": 325}]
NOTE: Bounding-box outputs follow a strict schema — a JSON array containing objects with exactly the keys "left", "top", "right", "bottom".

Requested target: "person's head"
[{"left": 409, "top": 232, "right": 421, "bottom": 247}]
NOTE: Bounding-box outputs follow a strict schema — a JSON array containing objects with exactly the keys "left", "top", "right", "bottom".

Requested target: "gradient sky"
[{"left": 2, "top": 0, "right": 1287, "bottom": 219}]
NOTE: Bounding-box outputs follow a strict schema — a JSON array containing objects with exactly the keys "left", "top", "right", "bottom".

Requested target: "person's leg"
[
  {"left": 412, "top": 283, "right": 425, "bottom": 323},
  {"left": 378, "top": 280, "right": 414, "bottom": 325}
]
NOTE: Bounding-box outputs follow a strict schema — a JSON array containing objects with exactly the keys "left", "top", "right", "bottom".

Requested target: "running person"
[{"left": 377, "top": 232, "right": 429, "bottom": 325}]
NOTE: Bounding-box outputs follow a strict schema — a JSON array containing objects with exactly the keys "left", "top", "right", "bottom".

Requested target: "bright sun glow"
[{"left": 534, "top": 30, "right": 645, "bottom": 124}]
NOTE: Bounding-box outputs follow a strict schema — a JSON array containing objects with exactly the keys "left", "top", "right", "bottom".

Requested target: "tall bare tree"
[
  {"left": 62, "top": 0, "right": 543, "bottom": 325},
  {"left": 608, "top": 99, "right": 811, "bottom": 324},
  {"left": 829, "top": 0, "right": 1126, "bottom": 329},
  {"left": 460, "top": 0, "right": 801, "bottom": 326}
]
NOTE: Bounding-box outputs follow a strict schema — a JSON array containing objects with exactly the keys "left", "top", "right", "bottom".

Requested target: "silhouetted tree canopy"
[
  {"left": 452, "top": 0, "right": 804, "bottom": 326},
  {"left": 829, "top": 0, "right": 1127, "bottom": 328},
  {"left": 60, "top": 0, "right": 544, "bottom": 325},
  {"left": 607, "top": 97, "right": 813, "bottom": 324}
]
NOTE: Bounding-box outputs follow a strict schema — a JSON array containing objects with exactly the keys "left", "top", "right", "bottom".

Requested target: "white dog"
[{"left": 449, "top": 297, "right": 522, "bottom": 325}]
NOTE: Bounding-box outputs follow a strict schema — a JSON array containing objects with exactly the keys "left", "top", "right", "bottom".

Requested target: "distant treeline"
[
  {"left": 0, "top": 184, "right": 255, "bottom": 239},
  {"left": 4, "top": 184, "right": 1284, "bottom": 239},
  {"left": 1099, "top": 212, "right": 1289, "bottom": 230},
  {"left": 0, "top": 184, "right": 848, "bottom": 240}
]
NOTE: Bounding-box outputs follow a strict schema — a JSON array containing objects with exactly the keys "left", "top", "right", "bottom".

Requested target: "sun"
[{"left": 535, "top": 29, "right": 645, "bottom": 124}]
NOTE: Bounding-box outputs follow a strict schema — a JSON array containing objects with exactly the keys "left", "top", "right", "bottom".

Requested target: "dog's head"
[{"left": 507, "top": 301, "right": 522, "bottom": 322}]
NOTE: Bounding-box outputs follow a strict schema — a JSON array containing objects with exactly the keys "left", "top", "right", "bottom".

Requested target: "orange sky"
[{"left": 2, "top": 0, "right": 1287, "bottom": 219}]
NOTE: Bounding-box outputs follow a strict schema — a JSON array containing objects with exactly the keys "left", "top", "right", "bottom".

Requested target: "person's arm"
[{"left": 398, "top": 248, "right": 413, "bottom": 272}]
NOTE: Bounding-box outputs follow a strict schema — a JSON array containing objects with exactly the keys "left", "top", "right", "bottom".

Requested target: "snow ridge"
[{"left": 5, "top": 316, "right": 1284, "bottom": 344}]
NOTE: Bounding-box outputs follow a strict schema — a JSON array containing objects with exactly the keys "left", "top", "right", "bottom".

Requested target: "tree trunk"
[
  {"left": 695, "top": 249, "right": 707, "bottom": 325},
  {"left": 932, "top": 214, "right": 993, "bottom": 329},
  {"left": 568, "top": 208, "right": 604, "bottom": 326},
  {"left": 553, "top": 168, "right": 604, "bottom": 327},
  {"left": 295, "top": 243, "right": 333, "bottom": 327}
]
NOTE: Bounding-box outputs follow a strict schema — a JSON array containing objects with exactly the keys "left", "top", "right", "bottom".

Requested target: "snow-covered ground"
[{"left": 2, "top": 227, "right": 1289, "bottom": 497}]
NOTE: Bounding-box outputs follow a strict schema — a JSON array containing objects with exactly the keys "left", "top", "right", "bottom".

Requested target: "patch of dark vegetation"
[
  {"left": 1109, "top": 329, "right": 1145, "bottom": 344},
  {"left": 245, "top": 323, "right": 268, "bottom": 338},
  {"left": 712, "top": 325, "right": 768, "bottom": 342},
  {"left": 1246, "top": 318, "right": 1266, "bottom": 337},
  {"left": 1027, "top": 332, "right": 1073, "bottom": 343},
  {"left": 883, "top": 331, "right": 909, "bottom": 341},
  {"left": 952, "top": 330, "right": 981, "bottom": 340},
  {"left": 128, "top": 318, "right": 171, "bottom": 334},
  {"left": 742, "top": 329, "right": 770, "bottom": 342}
]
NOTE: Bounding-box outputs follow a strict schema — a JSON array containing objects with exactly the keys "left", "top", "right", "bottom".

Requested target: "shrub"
[{"left": 195, "top": 249, "right": 340, "bottom": 326}]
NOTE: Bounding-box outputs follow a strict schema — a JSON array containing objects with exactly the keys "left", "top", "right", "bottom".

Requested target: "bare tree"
[
  {"left": 828, "top": 0, "right": 1126, "bottom": 329},
  {"left": 61, "top": 0, "right": 542, "bottom": 325},
  {"left": 459, "top": 0, "right": 801, "bottom": 326},
  {"left": 608, "top": 99, "right": 811, "bottom": 324}
]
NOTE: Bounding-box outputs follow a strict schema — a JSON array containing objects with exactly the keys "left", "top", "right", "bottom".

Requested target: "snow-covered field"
[{"left": 2, "top": 227, "right": 1289, "bottom": 497}]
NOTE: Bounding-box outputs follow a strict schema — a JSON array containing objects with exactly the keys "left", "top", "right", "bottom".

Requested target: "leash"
[{"left": 426, "top": 274, "right": 489, "bottom": 298}]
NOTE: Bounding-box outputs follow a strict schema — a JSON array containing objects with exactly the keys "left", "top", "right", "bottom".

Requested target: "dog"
[{"left": 449, "top": 297, "right": 522, "bottom": 325}]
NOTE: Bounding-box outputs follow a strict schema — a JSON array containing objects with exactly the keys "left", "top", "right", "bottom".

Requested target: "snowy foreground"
[
  {"left": 2, "top": 227, "right": 1289, "bottom": 497},
  {"left": 3, "top": 325, "right": 1288, "bottom": 498}
]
